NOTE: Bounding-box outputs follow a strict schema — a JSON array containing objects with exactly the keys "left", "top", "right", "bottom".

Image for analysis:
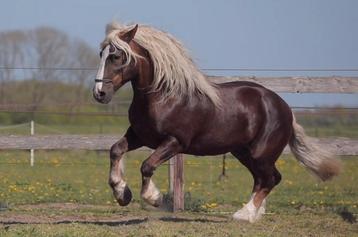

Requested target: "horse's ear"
[{"left": 119, "top": 24, "right": 138, "bottom": 43}]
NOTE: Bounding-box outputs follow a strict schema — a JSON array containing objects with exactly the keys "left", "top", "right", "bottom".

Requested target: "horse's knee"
[
  {"left": 110, "top": 141, "right": 126, "bottom": 159},
  {"left": 141, "top": 161, "right": 154, "bottom": 177}
]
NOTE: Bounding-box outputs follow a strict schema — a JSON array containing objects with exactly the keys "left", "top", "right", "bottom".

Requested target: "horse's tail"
[{"left": 288, "top": 113, "right": 341, "bottom": 181}]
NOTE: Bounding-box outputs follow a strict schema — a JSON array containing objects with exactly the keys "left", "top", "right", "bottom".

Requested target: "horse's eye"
[
  {"left": 113, "top": 54, "right": 121, "bottom": 60},
  {"left": 99, "top": 51, "right": 103, "bottom": 58}
]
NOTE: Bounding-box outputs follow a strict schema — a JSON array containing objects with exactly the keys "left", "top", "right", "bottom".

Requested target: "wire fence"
[{"left": 1, "top": 66, "right": 358, "bottom": 72}]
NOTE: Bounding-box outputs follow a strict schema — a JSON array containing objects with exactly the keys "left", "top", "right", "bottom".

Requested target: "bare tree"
[
  {"left": 0, "top": 30, "right": 27, "bottom": 104},
  {"left": 29, "top": 27, "right": 70, "bottom": 110},
  {"left": 67, "top": 39, "right": 98, "bottom": 112},
  {"left": 0, "top": 26, "right": 98, "bottom": 112}
]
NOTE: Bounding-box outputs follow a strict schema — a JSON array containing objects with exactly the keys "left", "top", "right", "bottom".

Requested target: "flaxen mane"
[{"left": 102, "top": 22, "right": 221, "bottom": 106}]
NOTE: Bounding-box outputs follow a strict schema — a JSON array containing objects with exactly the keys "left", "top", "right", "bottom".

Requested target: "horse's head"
[{"left": 93, "top": 24, "right": 138, "bottom": 104}]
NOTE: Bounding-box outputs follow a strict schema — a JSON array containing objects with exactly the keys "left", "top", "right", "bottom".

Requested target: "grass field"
[{"left": 0, "top": 150, "right": 357, "bottom": 236}]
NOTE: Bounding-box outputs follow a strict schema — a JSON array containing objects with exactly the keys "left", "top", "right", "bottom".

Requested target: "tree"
[
  {"left": 0, "top": 30, "right": 28, "bottom": 103},
  {"left": 0, "top": 27, "right": 98, "bottom": 112}
]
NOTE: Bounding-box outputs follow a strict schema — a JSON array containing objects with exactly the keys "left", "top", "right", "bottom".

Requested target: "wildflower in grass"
[
  {"left": 209, "top": 202, "right": 218, "bottom": 208},
  {"left": 276, "top": 159, "right": 286, "bottom": 167},
  {"left": 202, "top": 202, "right": 218, "bottom": 209}
]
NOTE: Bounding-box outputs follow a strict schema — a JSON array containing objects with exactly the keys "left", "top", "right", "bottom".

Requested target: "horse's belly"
[{"left": 185, "top": 131, "right": 250, "bottom": 156}]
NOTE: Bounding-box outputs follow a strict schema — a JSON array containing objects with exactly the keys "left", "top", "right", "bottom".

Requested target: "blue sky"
[{"left": 1, "top": 0, "right": 357, "bottom": 107}]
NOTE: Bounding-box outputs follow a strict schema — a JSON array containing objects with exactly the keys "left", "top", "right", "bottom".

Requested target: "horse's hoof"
[
  {"left": 233, "top": 210, "right": 255, "bottom": 223},
  {"left": 232, "top": 206, "right": 261, "bottom": 223},
  {"left": 151, "top": 194, "right": 163, "bottom": 207},
  {"left": 115, "top": 185, "right": 132, "bottom": 206},
  {"left": 141, "top": 180, "right": 163, "bottom": 207},
  {"left": 143, "top": 193, "right": 163, "bottom": 207}
]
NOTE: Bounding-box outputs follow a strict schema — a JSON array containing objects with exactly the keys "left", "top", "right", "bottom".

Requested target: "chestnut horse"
[{"left": 93, "top": 22, "right": 341, "bottom": 222}]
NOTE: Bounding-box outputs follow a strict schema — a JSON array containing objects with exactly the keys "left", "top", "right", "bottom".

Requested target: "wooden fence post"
[
  {"left": 30, "top": 120, "right": 34, "bottom": 167},
  {"left": 169, "top": 154, "right": 184, "bottom": 212}
]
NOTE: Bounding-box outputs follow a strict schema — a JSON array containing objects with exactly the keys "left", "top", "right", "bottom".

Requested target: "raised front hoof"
[{"left": 114, "top": 185, "right": 132, "bottom": 206}]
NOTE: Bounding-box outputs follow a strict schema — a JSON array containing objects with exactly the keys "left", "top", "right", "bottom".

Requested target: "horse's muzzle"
[{"left": 93, "top": 87, "right": 112, "bottom": 104}]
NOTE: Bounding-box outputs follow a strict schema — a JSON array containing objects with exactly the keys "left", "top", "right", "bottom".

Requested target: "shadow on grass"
[
  {"left": 0, "top": 218, "right": 148, "bottom": 227},
  {"left": 338, "top": 208, "right": 357, "bottom": 224},
  {"left": 159, "top": 216, "right": 227, "bottom": 223}
]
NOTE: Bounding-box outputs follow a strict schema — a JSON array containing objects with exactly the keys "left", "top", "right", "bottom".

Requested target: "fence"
[{"left": 0, "top": 76, "right": 358, "bottom": 211}]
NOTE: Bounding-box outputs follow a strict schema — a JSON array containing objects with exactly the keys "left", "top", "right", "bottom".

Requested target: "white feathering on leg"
[
  {"left": 141, "top": 179, "right": 162, "bottom": 206},
  {"left": 112, "top": 180, "right": 127, "bottom": 200},
  {"left": 233, "top": 193, "right": 265, "bottom": 223}
]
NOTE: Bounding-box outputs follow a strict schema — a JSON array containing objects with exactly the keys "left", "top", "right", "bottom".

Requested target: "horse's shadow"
[
  {"left": 1, "top": 218, "right": 148, "bottom": 227},
  {"left": 337, "top": 209, "right": 357, "bottom": 224},
  {"left": 159, "top": 216, "right": 227, "bottom": 223},
  {"left": 1, "top": 216, "right": 227, "bottom": 227}
]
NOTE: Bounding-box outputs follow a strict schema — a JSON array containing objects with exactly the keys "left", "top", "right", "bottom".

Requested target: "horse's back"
[
  {"left": 216, "top": 80, "right": 265, "bottom": 89},
  {"left": 186, "top": 80, "right": 292, "bottom": 155}
]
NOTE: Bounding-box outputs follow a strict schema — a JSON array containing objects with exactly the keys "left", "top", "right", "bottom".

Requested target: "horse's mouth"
[{"left": 93, "top": 90, "right": 113, "bottom": 104}]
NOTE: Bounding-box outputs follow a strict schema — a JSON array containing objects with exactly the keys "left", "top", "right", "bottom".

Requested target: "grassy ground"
[{"left": 0, "top": 150, "right": 357, "bottom": 236}]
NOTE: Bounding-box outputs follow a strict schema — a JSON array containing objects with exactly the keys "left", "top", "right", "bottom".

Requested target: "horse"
[{"left": 93, "top": 22, "right": 341, "bottom": 223}]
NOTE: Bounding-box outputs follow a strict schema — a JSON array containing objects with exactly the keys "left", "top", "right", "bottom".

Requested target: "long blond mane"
[{"left": 102, "top": 22, "right": 221, "bottom": 106}]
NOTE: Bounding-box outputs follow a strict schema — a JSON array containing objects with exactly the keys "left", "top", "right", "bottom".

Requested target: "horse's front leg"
[
  {"left": 140, "top": 136, "right": 183, "bottom": 207},
  {"left": 109, "top": 127, "right": 142, "bottom": 206}
]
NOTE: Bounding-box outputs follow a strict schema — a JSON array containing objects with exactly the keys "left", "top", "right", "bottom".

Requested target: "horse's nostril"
[{"left": 99, "top": 91, "right": 106, "bottom": 97}]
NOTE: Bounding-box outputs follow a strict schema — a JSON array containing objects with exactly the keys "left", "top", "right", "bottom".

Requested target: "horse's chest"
[{"left": 128, "top": 108, "right": 164, "bottom": 148}]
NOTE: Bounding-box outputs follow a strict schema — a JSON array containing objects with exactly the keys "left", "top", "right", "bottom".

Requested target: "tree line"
[{"left": 0, "top": 27, "right": 100, "bottom": 112}]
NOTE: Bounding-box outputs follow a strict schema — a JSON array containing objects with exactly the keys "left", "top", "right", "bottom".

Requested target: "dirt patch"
[
  {"left": 0, "top": 203, "right": 227, "bottom": 225},
  {"left": 16, "top": 203, "right": 111, "bottom": 211}
]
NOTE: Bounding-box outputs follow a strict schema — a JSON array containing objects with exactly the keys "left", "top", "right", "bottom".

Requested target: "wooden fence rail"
[
  {"left": 209, "top": 76, "right": 358, "bottom": 93},
  {"left": 0, "top": 135, "right": 357, "bottom": 155}
]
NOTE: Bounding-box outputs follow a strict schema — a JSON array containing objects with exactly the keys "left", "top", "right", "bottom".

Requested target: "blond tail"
[{"left": 289, "top": 113, "right": 341, "bottom": 181}]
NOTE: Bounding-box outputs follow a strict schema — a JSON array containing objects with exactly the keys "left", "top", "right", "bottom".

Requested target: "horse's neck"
[
  {"left": 130, "top": 79, "right": 161, "bottom": 106},
  {"left": 129, "top": 46, "right": 161, "bottom": 104},
  {"left": 130, "top": 63, "right": 159, "bottom": 106}
]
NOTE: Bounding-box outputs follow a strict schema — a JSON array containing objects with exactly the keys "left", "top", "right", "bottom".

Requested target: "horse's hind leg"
[
  {"left": 231, "top": 150, "right": 281, "bottom": 223},
  {"left": 109, "top": 127, "right": 142, "bottom": 206}
]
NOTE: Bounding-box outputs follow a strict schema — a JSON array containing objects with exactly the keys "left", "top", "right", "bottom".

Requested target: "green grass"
[
  {"left": 0, "top": 151, "right": 357, "bottom": 236},
  {"left": 0, "top": 151, "right": 356, "bottom": 211}
]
